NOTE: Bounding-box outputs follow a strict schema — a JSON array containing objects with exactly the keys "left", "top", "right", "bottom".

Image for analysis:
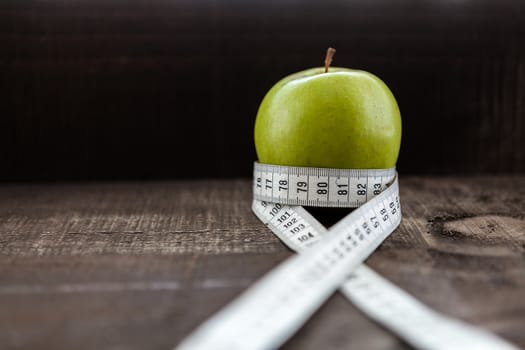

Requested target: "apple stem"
[{"left": 324, "top": 47, "right": 336, "bottom": 73}]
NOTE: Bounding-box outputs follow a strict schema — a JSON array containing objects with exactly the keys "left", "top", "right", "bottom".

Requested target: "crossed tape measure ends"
[{"left": 176, "top": 163, "right": 519, "bottom": 350}]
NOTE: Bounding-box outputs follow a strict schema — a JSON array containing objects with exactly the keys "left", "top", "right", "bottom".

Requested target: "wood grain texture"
[
  {"left": 0, "top": 177, "right": 524, "bottom": 349},
  {"left": 1, "top": 0, "right": 525, "bottom": 181}
]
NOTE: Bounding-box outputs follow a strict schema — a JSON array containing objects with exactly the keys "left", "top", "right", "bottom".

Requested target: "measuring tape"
[{"left": 176, "top": 163, "right": 519, "bottom": 350}]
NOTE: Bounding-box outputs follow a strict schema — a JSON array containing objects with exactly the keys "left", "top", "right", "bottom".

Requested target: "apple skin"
[{"left": 254, "top": 67, "right": 401, "bottom": 169}]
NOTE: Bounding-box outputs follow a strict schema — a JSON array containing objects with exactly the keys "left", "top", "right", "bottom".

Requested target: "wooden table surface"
[{"left": 1, "top": 176, "right": 524, "bottom": 350}]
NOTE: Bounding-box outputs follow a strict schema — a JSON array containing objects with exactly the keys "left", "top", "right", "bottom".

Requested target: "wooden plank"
[
  {"left": 0, "top": 180, "right": 284, "bottom": 256},
  {"left": 0, "top": 176, "right": 524, "bottom": 349}
]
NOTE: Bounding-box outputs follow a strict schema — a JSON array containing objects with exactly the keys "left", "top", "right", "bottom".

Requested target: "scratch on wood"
[{"left": 0, "top": 279, "right": 254, "bottom": 295}]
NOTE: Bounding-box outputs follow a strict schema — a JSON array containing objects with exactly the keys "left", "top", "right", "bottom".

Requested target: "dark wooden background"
[{"left": 1, "top": 0, "right": 524, "bottom": 181}]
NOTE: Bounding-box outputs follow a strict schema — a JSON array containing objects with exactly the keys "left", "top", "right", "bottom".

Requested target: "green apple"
[{"left": 254, "top": 58, "right": 401, "bottom": 169}]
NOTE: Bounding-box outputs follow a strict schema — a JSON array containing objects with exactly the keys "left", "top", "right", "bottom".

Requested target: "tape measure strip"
[
  {"left": 176, "top": 164, "right": 519, "bottom": 350},
  {"left": 176, "top": 172, "right": 401, "bottom": 350},
  {"left": 252, "top": 200, "right": 519, "bottom": 350}
]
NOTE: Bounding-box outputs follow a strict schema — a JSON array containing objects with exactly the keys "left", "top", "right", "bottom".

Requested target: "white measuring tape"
[{"left": 176, "top": 162, "right": 519, "bottom": 350}]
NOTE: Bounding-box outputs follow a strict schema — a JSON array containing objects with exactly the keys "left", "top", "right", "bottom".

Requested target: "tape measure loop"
[
  {"left": 176, "top": 163, "right": 519, "bottom": 350},
  {"left": 253, "top": 161, "right": 397, "bottom": 208}
]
